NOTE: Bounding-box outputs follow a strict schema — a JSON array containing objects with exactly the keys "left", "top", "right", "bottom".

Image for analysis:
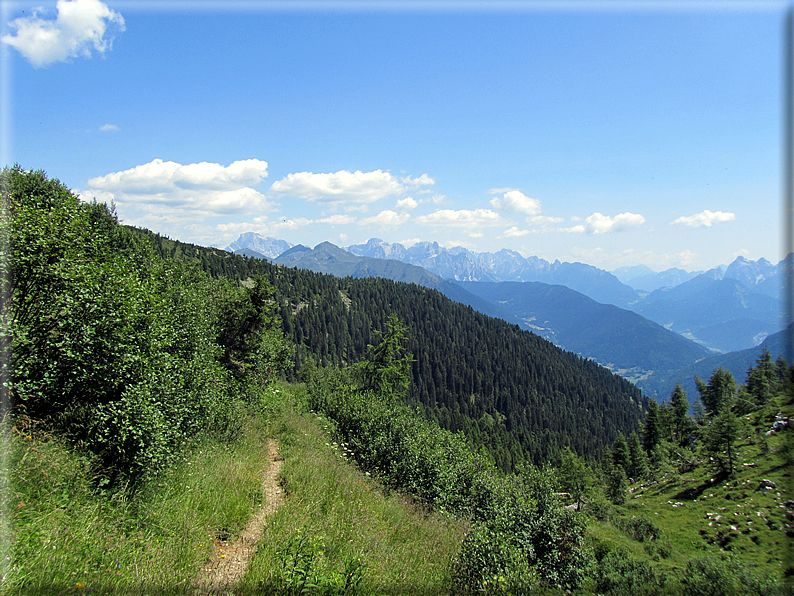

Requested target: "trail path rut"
[{"left": 195, "top": 439, "right": 284, "bottom": 595}]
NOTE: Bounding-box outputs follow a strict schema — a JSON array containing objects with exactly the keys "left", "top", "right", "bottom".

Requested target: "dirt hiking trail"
[{"left": 195, "top": 439, "right": 284, "bottom": 595}]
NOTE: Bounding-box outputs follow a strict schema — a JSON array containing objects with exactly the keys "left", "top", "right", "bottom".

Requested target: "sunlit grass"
[
  {"left": 4, "top": 415, "right": 269, "bottom": 595},
  {"left": 240, "top": 401, "right": 467, "bottom": 595}
]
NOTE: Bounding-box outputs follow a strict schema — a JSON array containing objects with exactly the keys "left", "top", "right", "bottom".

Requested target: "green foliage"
[
  {"left": 682, "top": 553, "right": 779, "bottom": 596},
  {"left": 606, "top": 463, "right": 628, "bottom": 505},
  {"left": 670, "top": 383, "right": 692, "bottom": 443},
  {"left": 593, "top": 547, "right": 666, "bottom": 595},
  {"left": 612, "top": 432, "right": 630, "bottom": 474},
  {"left": 703, "top": 406, "right": 744, "bottom": 476},
  {"left": 7, "top": 415, "right": 270, "bottom": 594},
  {"left": 557, "top": 447, "right": 593, "bottom": 511},
  {"left": 306, "top": 326, "right": 593, "bottom": 593},
  {"left": 617, "top": 515, "right": 662, "bottom": 543},
  {"left": 696, "top": 367, "right": 738, "bottom": 417},
  {"left": 353, "top": 313, "right": 413, "bottom": 398},
  {"left": 3, "top": 167, "right": 289, "bottom": 484},
  {"left": 241, "top": 399, "right": 464, "bottom": 595},
  {"left": 627, "top": 431, "right": 649, "bottom": 480},
  {"left": 644, "top": 400, "right": 662, "bottom": 453}
]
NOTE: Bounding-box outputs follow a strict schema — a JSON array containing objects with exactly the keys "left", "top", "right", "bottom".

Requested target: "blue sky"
[{"left": 2, "top": 0, "right": 787, "bottom": 271}]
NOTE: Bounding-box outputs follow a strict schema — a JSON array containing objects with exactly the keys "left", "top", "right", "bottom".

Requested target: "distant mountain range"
[
  {"left": 227, "top": 232, "right": 292, "bottom": 259},
  {"left": 227, "top": 232, "right": 792, "bottom": 399}
]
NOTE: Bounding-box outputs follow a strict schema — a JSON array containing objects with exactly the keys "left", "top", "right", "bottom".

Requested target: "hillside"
[
  {"left": 270, "top": 241, "right": 717, "bottom": 396},
  {"left": 632, "top": 274, "right": 782, "bottom": 353},
  {"left": 8, "top": 168, "right": 793, "bottom": 595},
  {"left": 457, "top": 280, "right": 712, "bottom": 388},
  {"left": 134, "top": 229, "right": 648, "bottom": 470},
  {"left": 642, "top": 324, "right": 794, "bottom": 403}
]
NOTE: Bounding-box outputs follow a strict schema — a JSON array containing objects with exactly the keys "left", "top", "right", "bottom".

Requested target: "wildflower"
[{"left": 75, "top": 582, "right": 85, "bottom": 590}]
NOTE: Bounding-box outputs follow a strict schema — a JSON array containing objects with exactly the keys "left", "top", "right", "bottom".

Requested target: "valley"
[{"left": 232, "top": 232, "right": 792, "bottom": 401}]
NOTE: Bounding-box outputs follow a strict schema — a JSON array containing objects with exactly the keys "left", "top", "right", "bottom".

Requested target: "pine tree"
[
  {"left": 643, "top": 400, "right": 662, "bottom": 453},
  {"left": 670, "top": 383, "right": 691, "bottom": 444},
  {"left": 612, "top": 432, "right": 630, "bottom": 475},
  {"left": 627, "top": 431, "right": 649, "bottom": 481},
  {"left": 695, "top": 367, "right": 737, "bottom": 416}
]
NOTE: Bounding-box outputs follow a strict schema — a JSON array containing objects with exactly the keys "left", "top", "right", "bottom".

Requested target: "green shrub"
[
  {"left": 593, "top": 547, "right": 665, "bottom": 595},
  {"left": 2, "top": 167, "right": 285, "bottom": 485},
  {"left": 618, "top": 514, "right": 662, "bottom": 543},
  {"left": 682, "top": 553, "right": 777, "bottom": 596}
]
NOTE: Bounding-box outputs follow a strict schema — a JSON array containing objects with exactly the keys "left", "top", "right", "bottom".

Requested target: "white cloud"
[
  {"left": 503, "top": 226, "right": 530, "bottom": 238},
  {"left": 359, "top": 210, "right": 410, "bottom": 226},
  {"left": 216, "top": 216, "right": 269, "bottom": 235},
  {"left": 489, "top": 190, "right": 542, "bottom": 216},
  {"left": 676, "top": 249, "right": 698, "bottom": 266},
  {"left": 272, "top": 217, "right": 311, "bottom": 231},
  {"left": 469, "top": 232, "right": 484, "bottom": 238},
  {"left": 85, "top": 158, "right": 271, "bottom": 215},
  {"left": 317, "top": 214, "right": 357, "bottom": 225},
  {"left": 400, "top": 237, "right": 421, "bottom": 248},
  {"left": 3, "top": 0, "right": 125, "bottom": 68},
  {"left": 401, "top": 173, "right": 435, "bottom": 187},
  {"left": 396, "top": 197, "right": 419, "bottom": 210},
  {"left": 415, "top": 208, "right": 502, "bottom": 228},
  {"left": 574, "top": 212, "right": 646, "bottom": 234},
  {"left": 269, "top": 169, "right": 405, "bottom": 203},
  {"left": 529, "top": 215, "right": 564, "bottom": 224},
  {"left": 99, "top": 123, "right": 118, "bottom": 132},
  {"left": 671, "top": 210, "right": 736, "bottom": 228}
]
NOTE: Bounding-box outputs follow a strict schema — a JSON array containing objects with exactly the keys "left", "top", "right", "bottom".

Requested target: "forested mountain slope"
[
  {"left": 134, "top": 228, "right": 648, "bottom": 470},
  {"left": 457, "top": 281, "right": 712, "bottom": 389},
  {"left": 642, "top": 323, "right": 794, "bottom": 403},
  {"left": 270, "top": 241, "right": 715, "bottom": 392}
]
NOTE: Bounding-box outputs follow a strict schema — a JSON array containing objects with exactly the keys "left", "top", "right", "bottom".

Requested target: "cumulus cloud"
[
  {"left": 396, "top": 197, "right": 419, "bottom": 210},
  {"left": 359, "top": 210, "right": 410, "bottom": 226},
  {"left": 489, "top": 189, "right": 542, "bottom": 216},
  {"left": 84, "top": 158, "right": 271, "bottom": 215},
  {"left": 272, "top": 217, "right": 311, "bottom": 231},
  {"left": 529, "top": 215, "right": 564, "bottom": 224},
  {"left": 503, "top": 226, "right": 530, "bottom": 238},
  {"left": 671, "top": 210, "right": 736, "bottom": 228},
  {"left": 270, "top": 169, "right": 407, "bottom": 203},
  {"left": 415, "top": 208, "right": 502, "bottom": 228},
  {"left": 317, "top": 214, "right": 357, "bottom": 225},
  {"left": 401, "top": 173, "right": 435, "bottom": 187},
  {"left": 99, "top": 123, "right": 119, "bottom": 132},
  {"left": 3, "top": 0, "right": 125, "bottom": 68},
  {"left": 561, "top": 212, "right": 645, "bottom": 234}
]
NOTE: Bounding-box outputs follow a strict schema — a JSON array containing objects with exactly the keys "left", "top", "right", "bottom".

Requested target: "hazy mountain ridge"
[
  {"left": 264, "top": 239, "right": 718, "bottom": 397},
  {"left": 230, "top": 233, "right": 790, "bottom": 354},
  {"left": 226, "top": 232, "right": 293, "bottom": 259}
]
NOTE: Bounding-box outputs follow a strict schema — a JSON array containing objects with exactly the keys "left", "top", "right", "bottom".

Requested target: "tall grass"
[
  {"left": 240, "top": 400, "right": 467, "bottom": 595},
  {"left": 4, "top": 415, "right": 270, "bottom": 595}
]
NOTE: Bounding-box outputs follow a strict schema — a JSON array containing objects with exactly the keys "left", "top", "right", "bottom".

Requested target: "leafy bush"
[
  {"left": 2, "top": 166, "right": 288, "bottom": 483},
  {"left": 593, "top": 547, "right": 666, "bottom": 595},
  {"left": 682, "top": 553, "right": 779, "bottom": 596},
  {"left": 617, "top": 515, "right": 662, "bottom": 543},
  {"left": 306, "top": 335, "right": 593, "bottom": 593}
]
